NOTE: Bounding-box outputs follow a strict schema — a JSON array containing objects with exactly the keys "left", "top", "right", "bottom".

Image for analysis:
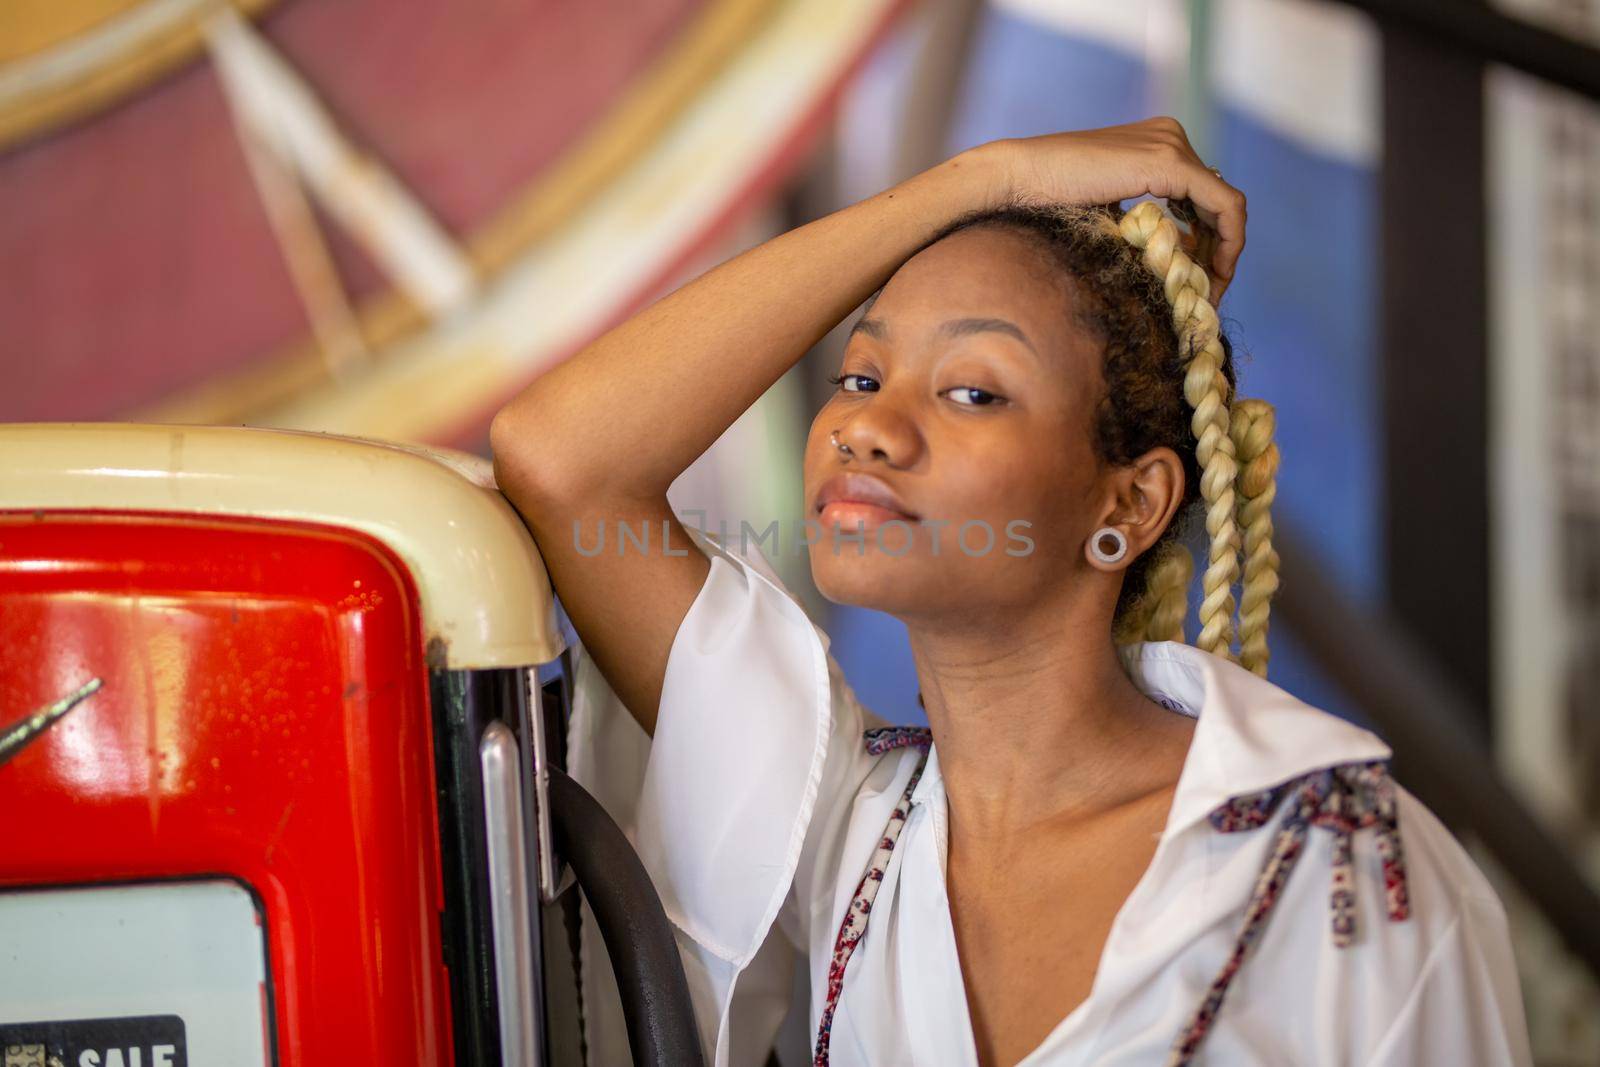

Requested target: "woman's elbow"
[
  {"left": 490, "top": 393, "right": 650, "bottom": 508},
  {"left": 490, "top": 402, "right": 560, "bottom": 507}
]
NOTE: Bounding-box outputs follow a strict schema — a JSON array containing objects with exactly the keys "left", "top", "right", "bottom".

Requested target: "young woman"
[{"left": 490, "top": 117, "right": 1533, "bottom": 1067}]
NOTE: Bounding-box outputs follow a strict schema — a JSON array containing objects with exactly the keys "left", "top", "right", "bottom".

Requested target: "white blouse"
[{"left": 566, "top": 525, "right": 1534, "bottom": 1067}]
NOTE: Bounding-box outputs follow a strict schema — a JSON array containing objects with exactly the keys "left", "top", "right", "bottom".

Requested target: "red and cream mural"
[{"left": 1, "top": 0, "right": 910, "bottom": 444}]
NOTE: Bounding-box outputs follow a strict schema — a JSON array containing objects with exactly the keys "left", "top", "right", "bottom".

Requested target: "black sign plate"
[{"left": 0, "top": 1015, "right": 187, "bottom": 1067}]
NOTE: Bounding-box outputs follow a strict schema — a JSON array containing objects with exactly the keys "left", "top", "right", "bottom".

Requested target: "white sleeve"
[
  {"left": 1363, "top": 889, "right": 1534, "bottom": 1067},
  {"left": 565, "top": 523, "right": 877, "bottom": 1067}
]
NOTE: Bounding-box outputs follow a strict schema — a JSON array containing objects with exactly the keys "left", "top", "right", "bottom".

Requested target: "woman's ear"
[{"left": 1091, "top": 447, "right": 1185, "bottom": 570}]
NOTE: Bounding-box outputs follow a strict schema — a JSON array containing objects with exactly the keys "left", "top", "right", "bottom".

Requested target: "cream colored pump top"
[{"left": 0, "top": 422, "right": 562, "bottom": 670}]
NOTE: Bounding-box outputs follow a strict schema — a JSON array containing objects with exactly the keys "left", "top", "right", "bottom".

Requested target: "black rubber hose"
[{"left": 545, "top": 764, "right": 706, "bottom": 1067}]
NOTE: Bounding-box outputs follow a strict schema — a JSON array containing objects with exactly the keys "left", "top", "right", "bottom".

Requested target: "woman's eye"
[
  {"left": 944, "top": 386, "right": 1004, "bottom": 407},
  {"left": 826, "top": 373, "right": 878, "bottom": 393}
]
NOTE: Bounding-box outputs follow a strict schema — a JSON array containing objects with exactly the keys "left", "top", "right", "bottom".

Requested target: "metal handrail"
[{"left": 1273, "top": 520, "right": 1600, "bottom": 981}]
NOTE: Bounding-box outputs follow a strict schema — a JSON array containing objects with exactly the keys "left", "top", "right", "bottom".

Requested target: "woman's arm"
[
  {"left": 490, "top": 119, "right": 1244, "bottom": 736},
  {"left": 491, "top": 146, "right": 1007, "bottom": 506}
]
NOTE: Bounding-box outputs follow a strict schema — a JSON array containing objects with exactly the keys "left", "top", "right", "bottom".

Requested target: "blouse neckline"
[
  {"left": 887, "top": 639, "right": 1396, "bottom": 1066},
  {"left": 907, "top": 639, "right": 1392, "bottom": 838}
]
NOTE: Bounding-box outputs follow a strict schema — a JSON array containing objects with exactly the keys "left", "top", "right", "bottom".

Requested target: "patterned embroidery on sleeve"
[
  {"left": 1166, "top": 760, "right": 1412, "bottom": 1067},
  {"left": 811, "top": 729, "right": 932, "bottom": 1067}
]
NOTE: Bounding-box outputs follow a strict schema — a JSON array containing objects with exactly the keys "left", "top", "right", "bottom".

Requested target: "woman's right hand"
[{"left": 973, "top": 117, "right": 1248, "bottom": 302}]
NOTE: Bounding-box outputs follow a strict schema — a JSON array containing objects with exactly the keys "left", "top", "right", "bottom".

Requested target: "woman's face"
[{"left": 803, "top": 225, "right": 1122, "bottom": 620}]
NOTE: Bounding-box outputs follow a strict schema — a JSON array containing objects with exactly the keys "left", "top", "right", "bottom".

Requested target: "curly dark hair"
[{"left": 891, "top": 201, "right": 1239, "bottom": 631}]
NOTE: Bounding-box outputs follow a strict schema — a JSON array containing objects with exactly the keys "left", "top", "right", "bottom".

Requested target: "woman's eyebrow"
[
  {"left": 937, "top": 317, "right": 1038, "bottom": 355},
  {"left": 849, "top": 317, "right": 888, "bottom": 341},
  {"left": 847, "top": 316, "right": 1038, "bottom": 357}
]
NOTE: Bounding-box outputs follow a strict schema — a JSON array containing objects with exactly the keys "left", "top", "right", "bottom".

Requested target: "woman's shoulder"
[
  {"left": 687, "top": 523, "right": 901, "bottom": 758},
  {"left": 648, "top": 520, "right": 835, "bottom": 721},
  {"left": 1257, "top": 757, "right": 1511, "bottom": 952},
  {"left": 1388, "top": 780, "right": 1513, "bottom": 932},
  {"left": 1198, "top": 765, "right": 1531, "bottom": 1063},
  {"left": 1138, "top": 643, "right": 1498, "bottom": 926},
  {"left": 1331, "top": 781, "right": 1531, "bottom": 1063},
  {"left": 688, "top": 524, "right": 815, "bottom": 618}
]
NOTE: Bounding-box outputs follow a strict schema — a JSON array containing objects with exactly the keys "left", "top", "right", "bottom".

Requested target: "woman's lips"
[
  {"left": 814, "top": 472, "right": 919, "bottom": 523},
  {"left": 819, "top": 500, "right": 919, "bottom": 528}
]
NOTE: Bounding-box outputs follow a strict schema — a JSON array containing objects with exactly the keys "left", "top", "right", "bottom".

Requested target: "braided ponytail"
[
  {"left": 1117, "top": 200, "right": 1241, "bottom": 664},
  {"left": 1229, "top": 397, "right": 1281, "bottom": 676},
  {"left": 1111, "top": 538, "right": 1194, "bottom": 646}
]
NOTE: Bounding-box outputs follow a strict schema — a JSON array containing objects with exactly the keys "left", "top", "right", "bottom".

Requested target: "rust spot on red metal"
[{"left": 424, "top": 634, "right": 449, "bottom": 670}]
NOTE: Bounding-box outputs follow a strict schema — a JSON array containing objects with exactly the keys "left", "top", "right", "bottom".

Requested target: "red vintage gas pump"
[{"left": 0, "top": 423, "right": 701, "bottom": 1067}]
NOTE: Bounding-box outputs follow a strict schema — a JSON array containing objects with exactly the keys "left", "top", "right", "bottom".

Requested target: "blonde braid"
[
  {"left": 1229, "top": 397, "right": 1281, "bottom": 675},
  {"left": 1117, "top": 200, "right": 1240, "bottom": 663},
  {"left": 1112, "top": 538, "right": 1194, "bottom": 645}
]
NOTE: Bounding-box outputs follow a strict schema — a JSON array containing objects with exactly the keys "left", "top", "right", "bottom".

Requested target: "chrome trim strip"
[
  {"left": 481, "top": 720, "right": 540, "bottom": 1065},
  {"left": 527, "top": 670, "right": 558, "bottom": 903}
]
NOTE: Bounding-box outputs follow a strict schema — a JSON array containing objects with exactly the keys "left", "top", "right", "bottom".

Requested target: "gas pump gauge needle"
[{"left": 0, "top": 677, "right": 104, "bottom": 770}]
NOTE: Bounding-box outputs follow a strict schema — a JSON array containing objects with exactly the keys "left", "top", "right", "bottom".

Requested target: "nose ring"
[{"left": 830, "top": 430, "right": 854, "bottom": 458}]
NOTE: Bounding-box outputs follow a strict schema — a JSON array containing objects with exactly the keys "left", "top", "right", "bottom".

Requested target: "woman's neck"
[{"left": 908, "top": 605, "right": 1194, "bottom": 847}]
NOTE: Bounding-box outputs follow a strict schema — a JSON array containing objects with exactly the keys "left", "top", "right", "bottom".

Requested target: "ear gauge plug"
[{"left": 1089, "top": 526, "right": 1129, "bottom": 564}]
